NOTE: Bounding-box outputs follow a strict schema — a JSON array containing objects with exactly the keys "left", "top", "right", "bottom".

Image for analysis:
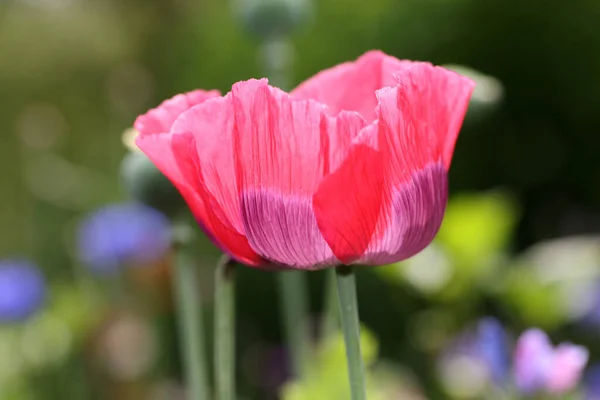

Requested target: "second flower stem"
[
  {"left": 322, "top": 268, "right": 340, "bottom": 338},
  {"left": 278, "top": 270, "right": 309, "bottom": 377},
  {"left": 172, "top": 226, "right": 210, "bottom": 400},
  {"left": 215, "top": 255, "right": 236, "bottom": 400},
  {"left": 336, "top": 266, "right": 367, "bottom": 400}
]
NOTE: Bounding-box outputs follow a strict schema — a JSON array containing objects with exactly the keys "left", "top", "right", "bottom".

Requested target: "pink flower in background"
[
  {"left": 514, "top": 328, "right": 589, "bottom": 395},
  {"left": 135, "top": 50, "right": 474, "bottom": 269}
]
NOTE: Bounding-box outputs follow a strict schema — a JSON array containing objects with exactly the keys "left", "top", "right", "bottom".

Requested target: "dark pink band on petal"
[
  {"left": 360, "top": 162, "right": 448, "bottom": 265},
  {"left": 241, "top": 189, "right": 339, "bottom": 270}
]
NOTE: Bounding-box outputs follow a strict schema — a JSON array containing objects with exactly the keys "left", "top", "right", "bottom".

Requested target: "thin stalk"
[
  {"left": 172, "top": 226, "right": 210, "bottom": 400},
  {"left": 215, "top": 256, "right": 236, "bottom": 400},
  {"left": 278, "top": 271, "right": 310, "bottom": 377},
  {"left": 322, "top": 268, "right": 340, "bottom": 339},
  {"left": 336, "top": 266, "right": 367, "bottom": 400}
]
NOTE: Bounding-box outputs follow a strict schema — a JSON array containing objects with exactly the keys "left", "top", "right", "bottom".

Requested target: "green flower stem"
[
  {"left": 172, "top": 225, "right": 210, "bottom": 400},
  {"left": 278, "top": 271, "right": 310, "bottom": 377},
  {"left": 336, "top": 266, "right": 367, "bottom": 400},
  {"left": 322, "top": 268, "right": 340, "bottom": 338},
  {"left": 215, "top": 255, "right": 236, "bottom": 400}
]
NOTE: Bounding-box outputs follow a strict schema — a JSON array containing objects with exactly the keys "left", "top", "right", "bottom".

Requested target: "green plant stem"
[
  {"left": 173, "top": 229, "right": 210, "bottom": 400},
  {"left": 322, "top": 268, "right": 340, "bottom": 338},
  {"left": 336, "top": 266, "right": 367, "bottom": 400},
  {"left": 215, "top": 255, "right": 236, "bottom": 400},
  {"left": 278, "top": 271, "right": 309, "bottom": 377}
]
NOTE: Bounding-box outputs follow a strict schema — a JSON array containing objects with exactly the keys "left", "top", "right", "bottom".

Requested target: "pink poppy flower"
[{"left": 134, "top": 50, "right": 475, "bottom": 269}]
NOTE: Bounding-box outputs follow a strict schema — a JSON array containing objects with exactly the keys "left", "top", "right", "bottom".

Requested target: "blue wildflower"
[
  {"left": 77, "top": 203, "right": 172, "bottom": 275},
  {"left": 474, "top": 317, "right": 510, "bottom": 385},
  {"left": 584, "top": 363, "right": 600, "bottom": 400},
  {"left": 0, "top": 260, "right": 46, "bottom": 323}
]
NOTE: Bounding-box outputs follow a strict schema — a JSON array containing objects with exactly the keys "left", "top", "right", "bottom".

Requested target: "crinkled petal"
[
  {"left": 171, "top": 96, "right": 245, "bottom": 234},
  {"left": 321, "top": 110, "right": 368, "bottom": 173},
  {"left": 291, "top": 50, "right": 412, "bottom": 122},
  {"left": 136, "top": 131, "right": 262, "bottom": 266},
  {"left": 359, "top": 63, "right": 475, "bottom": 265},
  {"left": 134, "top": 90, "right": 220, "bottom": 136},
  {"left": 359, "top": 163, "right": 448, "bottom": 265},
  {"left": 313, "top": 126, "right": 385, "bottom": 264},
  {"left": 231, "top": 79, "right": 338, "bottom": 269},
  {"left": 380, "top": 63, "right": 475, "bottom": 174}
]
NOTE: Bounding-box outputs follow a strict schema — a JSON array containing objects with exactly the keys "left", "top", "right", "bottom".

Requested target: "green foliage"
[
  {"left": 377, "top": 190, "right": 519, "bottom": 300},
  {"left": 280, "top": 327, "right": 403, "bottom": 400},
  {"left": 437, "top": 191, "right": 519, "bottom": 271}
]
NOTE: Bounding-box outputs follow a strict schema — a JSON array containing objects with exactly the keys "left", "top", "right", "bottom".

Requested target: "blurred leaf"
[
  {"left": 0, "top": 5, "right": 136, "bottom": 86},
  {"left": 500, "top": 236, "right": 600, "bottom": 327},
  {"left": 502, "top": 264, "right": 565, "bottom": 328},
  {"left": 377, "top": 244, "right": 454, "bottom": 296},
  {"left": 280, "top": 326, "right": 388, "bottom": 400},
  {"left": 378, "top": 191, "right": 519, "bottom": 300},
  {"left": 0, "top": 328, "right": 25, "bottom": 385},
  {"left": 0, "top": 379, "right": 35, "bottom": 400},
  {"left": 50, "top": 282, "right": 104, "bottom": 340},
  {"left": 437, "top": 190, "right": 519, "bottom": 272}
]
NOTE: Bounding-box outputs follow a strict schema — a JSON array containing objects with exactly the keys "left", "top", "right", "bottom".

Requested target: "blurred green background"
[{"left": 2, "top": 0, "right": 600, "bottom": 399}]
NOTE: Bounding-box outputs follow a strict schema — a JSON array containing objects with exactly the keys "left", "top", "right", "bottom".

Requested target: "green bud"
[
  {"left": 120, "top": 151, "right": 185, "bottom": 218},
  {"left": 234, "top": 0, "right": 312, "bottom": 40}
]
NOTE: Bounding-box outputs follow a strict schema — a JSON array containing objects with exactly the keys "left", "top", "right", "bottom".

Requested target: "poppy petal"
[
  {"left": 359, "top": 63, "right": 474, "bottom": 265},
  {"left": 313, "top": 128, "right": 385, "bottom": 264},
  {"left": 379, "top": 63, "right": 475, "bottom": 175},
  {"left": 231, "top": 79, "right": 338, "bottom": 269},
  {"left": 137, "top": 132, "right": 262, "bottom": 266},
  {"left": 135, "top": 132, "right": 212, "bottom": 233},
  {"left": 291, "top": 50, "right": 412, "bottom": 122},
  {"left": 321, "top": 110, "right": 368, "bottom": 173},
  {"left": 170, "top": 133, "right": 263, "bottom": 266},
  {"left": 359, "top": 163, "right": 448, "bottom": 265},
  {"left": 166, "top": 97, "right": 263, "bottom": 266},
  {"left": 134, "top": 89, "right": 221, "bottom": 136}
]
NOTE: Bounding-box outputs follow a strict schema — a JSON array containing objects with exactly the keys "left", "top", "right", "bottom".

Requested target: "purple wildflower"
[{"left": 514, "top": 328, "right": 588, "bottom": 395}]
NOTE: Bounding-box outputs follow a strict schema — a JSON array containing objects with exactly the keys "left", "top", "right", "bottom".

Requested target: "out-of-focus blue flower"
[
  {"left": 439, "top": 317, "right": 509, "bottom": 398},
  {"left": 578, "top": 278, "right": 600, "bottom": 328},
  {"left": 584, "top": 364, "right": 600, "bottom": 400},
  {"left": 514, "top": 328, "right": 588, "bottom": 395},
  {"left": 0, "top": 260, "right": 46, "bottom": 323},
  {"left": 77, "top": 203, "right": 172, "bottom": 275},
  {"left": 474, "top": 317, "right": 510, "bottom": 385}
]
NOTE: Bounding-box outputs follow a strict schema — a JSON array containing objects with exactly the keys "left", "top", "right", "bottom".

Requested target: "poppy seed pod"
[
  {"left": 120, "top": 150, "right": 184, "bottom": 218},
  {"left": 234, "top": 0, "right": 312, "bottom": 40}
]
